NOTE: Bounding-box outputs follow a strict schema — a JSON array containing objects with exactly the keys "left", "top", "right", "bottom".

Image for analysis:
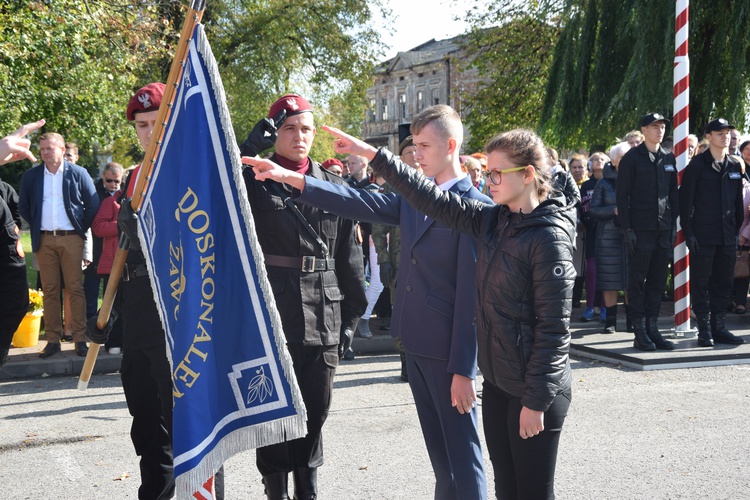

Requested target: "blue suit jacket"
[
  {"left": 298, "top": 174, "right": 492, "bottom": 378},
  {"left": 18, "top": 161, "right": 99, "bottom": 251}
]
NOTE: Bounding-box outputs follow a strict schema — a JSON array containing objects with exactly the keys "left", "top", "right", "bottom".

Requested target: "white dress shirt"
[{"left": 41, "top": 163, "right": 75, "bottom": 231}]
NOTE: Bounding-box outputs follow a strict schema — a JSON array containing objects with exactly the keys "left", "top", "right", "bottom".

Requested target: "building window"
[
  {"left": 381, "top": 97, "right": 388, "bottom": 121},
  {"left": 368, "top": 98, "right": 376, "bottom": 123},
  {"left": 417, "top": 90, "right": 424, "bottom": 112},
  {"left": 399, "top": 94, "right": 407, "bottom": 119},
  {"left": 432, "top": 88, "right": 439, "bottom": 105}
]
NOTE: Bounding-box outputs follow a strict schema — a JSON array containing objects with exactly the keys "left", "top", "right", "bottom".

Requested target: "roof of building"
[{"left": 376, "top": 35, "right": 465, "bottom": 74}]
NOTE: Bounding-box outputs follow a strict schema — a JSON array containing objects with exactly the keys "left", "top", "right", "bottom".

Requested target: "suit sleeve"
[
  {"left": 446, "top": 230, "right": 479, "bottom": 379},
  {"left": 295, "top": 177, "right": 401, "bottom": 226},
  {"left": 81, "top": 173, "right": 100, "bottom": 230}
]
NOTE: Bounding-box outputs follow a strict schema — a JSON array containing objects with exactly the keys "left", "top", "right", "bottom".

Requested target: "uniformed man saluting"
[
  {"left": 240, "top": 94, "right": 366, "bottom": 500},
  {"left": 679, "top": 118, "right": 746, "bottom": 347}
]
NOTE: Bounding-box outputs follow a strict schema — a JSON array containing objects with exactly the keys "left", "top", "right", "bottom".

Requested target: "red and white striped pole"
[{"left": 673, "top": 0, "right": 692, "bottom": 334}]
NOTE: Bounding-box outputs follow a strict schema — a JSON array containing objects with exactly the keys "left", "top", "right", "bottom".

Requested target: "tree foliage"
[
  {"left": 539, "top": 0, "right": 750, "bottom": 149},
  {"left": 458, "top": 10, "right": 560, "bottom": 152},
  {"left": 0, "top": 0, "right": 384, "bottom": 189},
  {"left": 0, "top": 0, "right": 181, "bottom": 185},
  {"left": 461, "top": 0, "right": 750, "bottom": 152},
  {"left": 205, "top": 0, "right": 385, "bottom": 161}
]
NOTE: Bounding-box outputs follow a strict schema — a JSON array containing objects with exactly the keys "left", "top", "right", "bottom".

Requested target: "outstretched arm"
[{"left": 0, "top": 119, "right": 45, "bottom": 165}]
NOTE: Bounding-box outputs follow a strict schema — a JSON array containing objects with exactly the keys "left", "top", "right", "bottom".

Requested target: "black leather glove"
[
  {"left": 239, "top": 109, "right": 287, "bottom": 157},
  {"left": 686, "top": 235, "right": 700, "bottom": 255},
  {"left": 86, "top": 309, "right": 119, "bottom": 344},
  {"left": 117, "top": 198, "right": 140, "bottom": 252},
  {"left": 338, "top": 327, "right": 354, "bottom": 360},
  {"left": 624, "top": 229, "right": 637, "bottom": 256},
  {"left": 379, "top": 261, "right": 393, "bottom": 288}
]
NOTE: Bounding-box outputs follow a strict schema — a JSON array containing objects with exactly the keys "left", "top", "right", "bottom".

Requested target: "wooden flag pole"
[{"left": 78, "top": 0, "right": 206, "bottom": 390}]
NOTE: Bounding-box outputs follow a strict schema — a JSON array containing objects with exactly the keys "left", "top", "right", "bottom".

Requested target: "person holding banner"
[
  {"left": 89, "top": 83, "right": 225, "bottom": 500},
  {"left": 240, "top": 94, "right": 366, "bottom": 500}
]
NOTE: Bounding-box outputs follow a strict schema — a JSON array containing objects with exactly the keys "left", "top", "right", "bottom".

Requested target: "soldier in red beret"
[
  {"left": 88, "top": 82, "right": 226, "bottom": 499},
  {"left": 240, "top": 95, "right": 366, "bottom": 499}
]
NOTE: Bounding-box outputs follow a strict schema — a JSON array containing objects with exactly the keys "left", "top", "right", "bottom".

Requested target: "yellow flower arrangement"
[{"left": 28, "top": 289, "right": 44, "bottom": 316}]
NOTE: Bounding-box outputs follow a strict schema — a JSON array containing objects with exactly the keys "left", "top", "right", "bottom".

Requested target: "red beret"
[
  {"left": 268, "top": 94, "right": 313, "bottom": 119},
  {"left": 322, "top": 158, "right": 344, "bottom": 170},
  {"left": 127, "top": 83, "right": 165, "bottom": 121}
]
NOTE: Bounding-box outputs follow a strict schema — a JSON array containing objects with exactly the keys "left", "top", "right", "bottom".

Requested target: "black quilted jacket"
[{"left": 371, "top": 149, "right": 575, "bottom": 411}]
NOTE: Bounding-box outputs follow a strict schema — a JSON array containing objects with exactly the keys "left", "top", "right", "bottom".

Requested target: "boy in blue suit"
[{"left": 244, "top": 105, "right": 490, "bottom": 500}]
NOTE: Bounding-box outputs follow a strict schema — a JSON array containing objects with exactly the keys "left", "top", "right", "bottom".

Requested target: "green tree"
[
  {"left": 204, "top": 0, "right": 385, "bottom": 159},
  {"left": 0, "top": 0, "right": 180, "bottom": 184},
  {"left": 539, "top": 0, "right": 750, "bottom": 149},
  {"left": 458, "top": 14, "right": 560, "bottom": 152}
]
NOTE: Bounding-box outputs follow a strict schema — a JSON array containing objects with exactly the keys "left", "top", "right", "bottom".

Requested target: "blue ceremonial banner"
[{"left": 137, "top": 24, "right": 306, "bottom": 498}]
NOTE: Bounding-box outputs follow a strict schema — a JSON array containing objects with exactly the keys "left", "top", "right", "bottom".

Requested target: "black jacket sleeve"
[{"left": 370, "top": 148, "right": 489, "bottom": 238}]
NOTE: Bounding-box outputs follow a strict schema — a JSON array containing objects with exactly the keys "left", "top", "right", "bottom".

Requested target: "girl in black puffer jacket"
[{"left": 369, "top": 129, "right": 575, "bottom": 500}]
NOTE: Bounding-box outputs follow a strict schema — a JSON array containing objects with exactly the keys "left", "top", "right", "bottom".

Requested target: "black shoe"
[
  {"left": 39, "top": 342, "right": 61, "bottom": 359},
  {"left": 713, "top": 331, "right": 746, "bottom": 345},
  {"left": 343, "top": 348, "right": 355, "bottom": 361},
  {"left": 632, "top": 318, "right": 656, "bottom": 351},
  {"left": 75, "top": 341, "right": 89, "bottom": 357},
  {"left": 646, "top": 317, "right": 675, "bottom": 350},
  {"left": 0, "top": 348, "right": 8, "bottom": 368},
  {"left": 62, "top": 334, "right": 73, "bottom": 342},
  {"left": 711, "top": 313, "right": 745, "bottom": 345}
]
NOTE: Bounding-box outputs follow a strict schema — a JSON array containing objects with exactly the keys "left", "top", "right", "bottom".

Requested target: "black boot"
[
  {"left": 399, "top": 352, "right": 408, "bottom": 382},
  {"left": 696, "top": 313, "right": 713, "bottom": 347},
  {"left": 646, "top": 317, "right": 675, "bottom": 350},
  {"left": 632, "top": 317, "right": 656, "bottom": 351},
  {"left": 711, "top": 313, "right": 746, "bottom": 345},
  {"left": 292, "top": 467, "right": 317, "bottom": 500},
  {"left": 262, "top": 472, "right": 290, "bottom": 500},
  {"left": 603, "top": 305, "right": 617, "bottom": 333},
  {"left": 0, "top": 348, "right": 8, "bottom": 369},
  {"left": 625, "top": 305, "right": 634, "bottom": 332}
]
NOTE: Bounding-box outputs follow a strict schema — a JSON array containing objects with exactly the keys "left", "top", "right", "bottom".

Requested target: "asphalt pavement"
[{"left": 1, "top": 310, "right": 749, "bottom": 498}]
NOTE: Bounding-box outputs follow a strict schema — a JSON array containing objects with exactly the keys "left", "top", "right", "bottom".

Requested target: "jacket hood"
[{"left": 512, "top": 193, "right": 576, "bottom": 243}]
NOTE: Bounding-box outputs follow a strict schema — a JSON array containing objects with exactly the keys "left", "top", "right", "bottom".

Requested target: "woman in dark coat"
[
  {"left": 246, "top": 126, "right": 576, "bottom": 500},
  {"left": 588, "top": 143, "right": 631, "bottom": 333}
]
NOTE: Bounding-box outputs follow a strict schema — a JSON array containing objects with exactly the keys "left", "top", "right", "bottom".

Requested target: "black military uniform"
[
  {"left": 679, "top": 118, "right": 746, "bottom": 347},
  {"left": 244, "top": 160, "right": 365, "bottom": 493},
  {"left": 0, "top": 191, "right": 29, "bottom": 367},
  {"left": 617, "top": 134, "right": 679, "bottom": 351}
]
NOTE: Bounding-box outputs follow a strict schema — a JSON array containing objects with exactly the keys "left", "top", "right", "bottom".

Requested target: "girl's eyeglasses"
[{"left": 488, "top": 165, "right": 530, "bottom": 185}]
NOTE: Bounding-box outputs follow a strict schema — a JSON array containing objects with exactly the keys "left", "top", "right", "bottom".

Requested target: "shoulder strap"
[{"left": 267, "top": 181, "right": 329, "bottom": 258}]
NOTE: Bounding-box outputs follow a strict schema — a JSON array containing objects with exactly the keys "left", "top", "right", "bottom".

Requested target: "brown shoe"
[{"left": 39, "top": 342, "right": 61, "bottom": 359}]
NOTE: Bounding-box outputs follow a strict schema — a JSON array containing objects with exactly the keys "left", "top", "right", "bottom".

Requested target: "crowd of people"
[{"left": 2, "top": 91, "right": 749, "bottom": 500}]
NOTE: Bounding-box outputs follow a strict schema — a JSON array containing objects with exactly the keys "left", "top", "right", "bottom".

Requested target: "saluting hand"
[
  {"left": 241, "top": 156, "right": 307, "bottom": 191},
  {"left": 322, "top": 125, "right": 378, "bottom": 162}
]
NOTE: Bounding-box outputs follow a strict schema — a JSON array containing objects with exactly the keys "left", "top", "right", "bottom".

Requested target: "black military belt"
[
  {"left": 41, "top": 230, "right": 77, "bottom": 236},
  {"left": 264, "top": 254, "right": 335, "bottom": 273},
  {"left": 122, "top": 263, "right": 149, "bottom": 281}
]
